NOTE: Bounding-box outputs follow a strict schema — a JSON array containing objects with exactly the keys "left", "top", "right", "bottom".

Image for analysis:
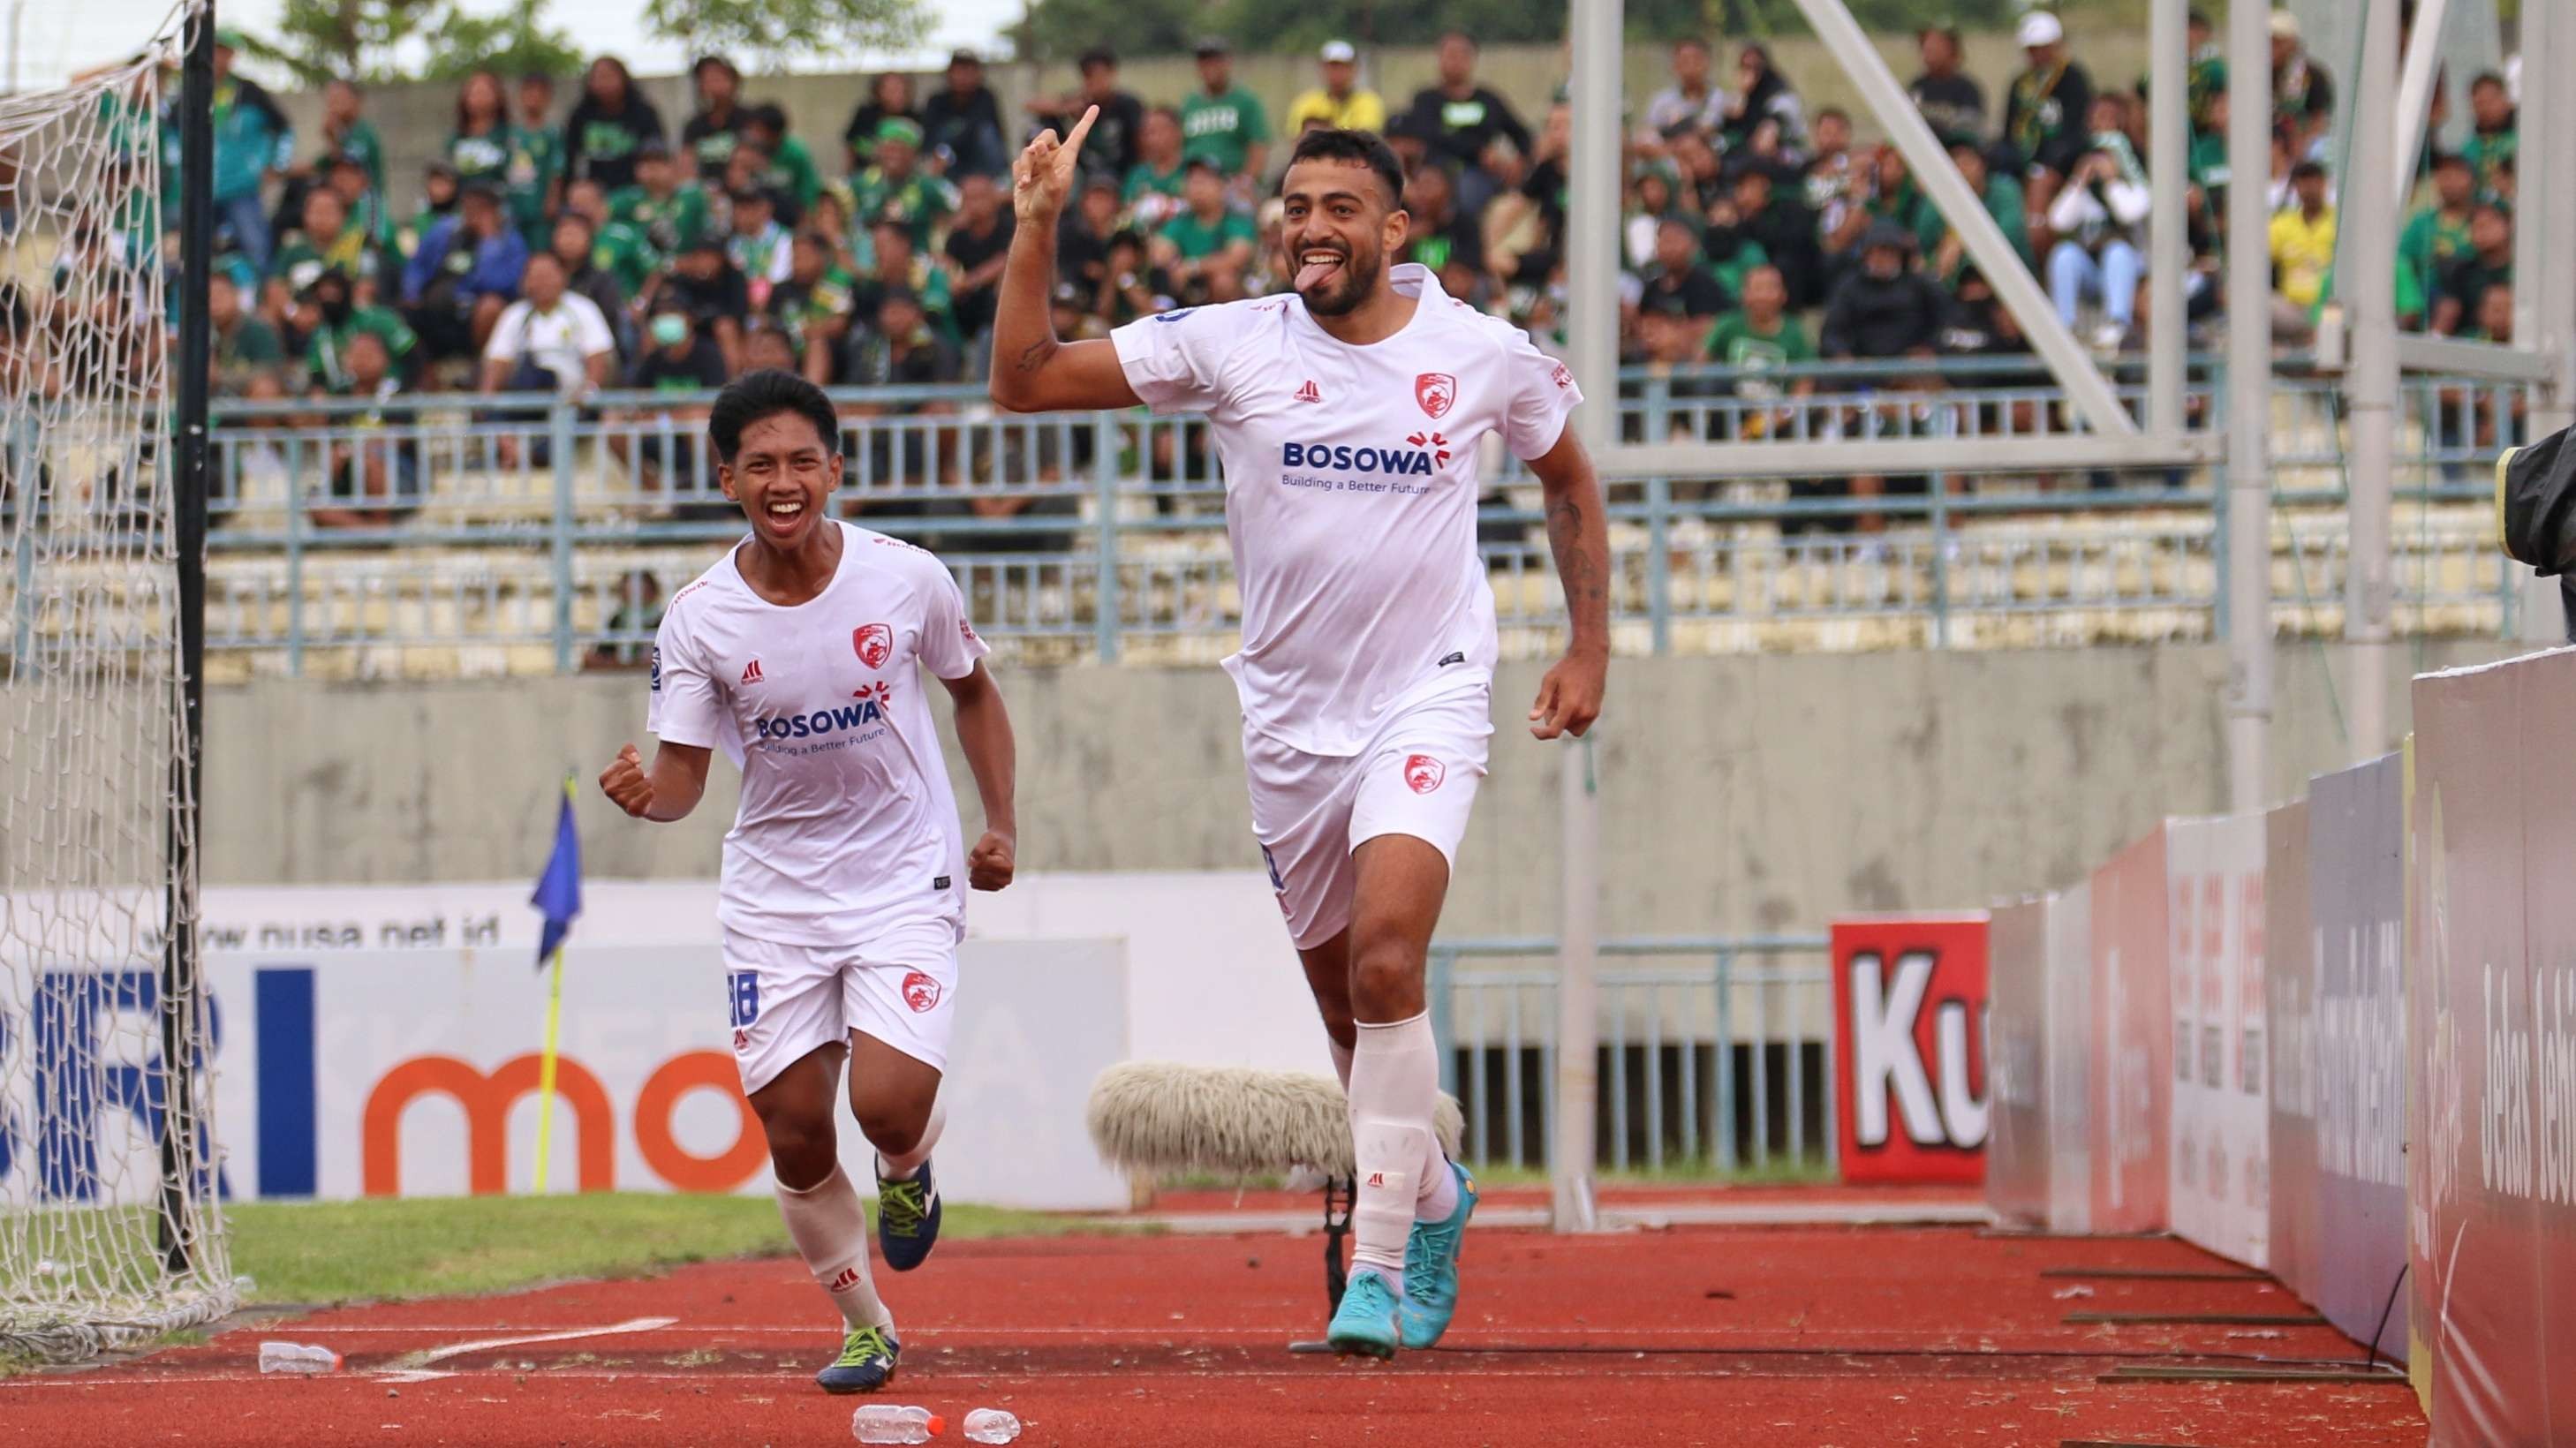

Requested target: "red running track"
[{"left": 3, "top": 1218, "right": 2426, "bottom": 1446}]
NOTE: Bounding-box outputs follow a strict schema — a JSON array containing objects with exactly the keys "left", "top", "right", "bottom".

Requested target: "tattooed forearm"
[{"left": 1545, "top": 479, "right": 1611, "bottom": 649}]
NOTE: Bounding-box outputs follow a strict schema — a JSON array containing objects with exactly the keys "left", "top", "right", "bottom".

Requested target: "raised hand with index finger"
[{"left": 1011, "top": 104, "right": 1099, "bottom": 225}]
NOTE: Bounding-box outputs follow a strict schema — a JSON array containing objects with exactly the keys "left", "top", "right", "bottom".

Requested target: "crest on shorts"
[
  {"left": 1404, "top": 753, "right": 1446, "bottom": 795},
  {"left": 902, "top": 970, "right": 943, "bottom": 1014},
  {"left": 1415, "top": 372, "right": 1456, "bottom": 419},
  {"left": 853, "top": 622, "right": 894, "bottom": 670}
]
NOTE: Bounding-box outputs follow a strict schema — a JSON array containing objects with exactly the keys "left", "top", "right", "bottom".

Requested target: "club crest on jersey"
[
  {"left": 853, "top": 622, "right": 894, "bottom": 670},
  {"left": 1416, "top": 372, "right": 1456, "bottom": 419},
  {"left": 902, "top": 970, "right": 943, "bottom": 1014},
  {"left": 1404, "top": 754, "right": 1446, "bottom": 794}
]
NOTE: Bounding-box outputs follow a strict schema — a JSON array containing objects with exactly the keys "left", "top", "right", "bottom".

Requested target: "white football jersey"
[
  {"left": 647, "top": 522, "right": 990, "bottom": 946},
  {"left": 1112, "top": 265, "right": 1581, "bottom": 756}
]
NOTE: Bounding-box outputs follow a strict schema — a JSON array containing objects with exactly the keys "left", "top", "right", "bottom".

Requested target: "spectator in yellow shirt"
[
  {"left": 2266, "top": 159, "right": 2335, "bottom": 342},
  {"left": 1286, "top": 41, "right": 1386, "bottom": 135}
]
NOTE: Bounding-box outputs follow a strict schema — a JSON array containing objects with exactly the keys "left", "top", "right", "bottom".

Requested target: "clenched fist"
[
  {"left": 599, "top": 743, "right": 655, "bottom": 818},
  {"left": 968, "top": 829, "right": 1016, "bottom": 892}
]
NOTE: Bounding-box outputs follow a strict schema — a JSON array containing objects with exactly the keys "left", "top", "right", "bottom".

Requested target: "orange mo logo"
[{"left": 360, "top": 1051, "right": 767, "bottom": 1196}]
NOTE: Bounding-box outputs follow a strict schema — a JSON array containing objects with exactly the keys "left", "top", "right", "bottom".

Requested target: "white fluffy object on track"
[{"left": 1085, "top": 1063, "right": 1467, "bottom": 1178}]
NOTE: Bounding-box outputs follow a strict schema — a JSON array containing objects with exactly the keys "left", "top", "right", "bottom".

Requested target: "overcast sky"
[{"left": 8, "top": 0, "right": 1026, "bottom": 90}]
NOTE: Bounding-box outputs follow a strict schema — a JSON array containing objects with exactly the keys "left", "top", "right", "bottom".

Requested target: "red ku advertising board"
[{"left": 1832, "top": 916, "right": 1991, "bottom": 1184}]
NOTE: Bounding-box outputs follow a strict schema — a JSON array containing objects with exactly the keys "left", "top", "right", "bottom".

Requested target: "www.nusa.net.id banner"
[
  {"left": 1832, "top": 915, "right": 1989, "bottom": 1185},
  {"left": 2408, "top": 651, "right": 2576, "bottom": 1444}
]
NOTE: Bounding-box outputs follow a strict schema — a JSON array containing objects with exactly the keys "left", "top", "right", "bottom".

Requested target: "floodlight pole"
[
  {"left": 2145, "top": 0, "right": 2186, "bottom": 439},
  {"left": 2224, "top": 0, "right": 2275, "bottom": 810},
  {"left": 1563, "top": 0, "right": 1620, "bottom": 450},
  {"left": 1552, "top": 0, "right": 1613, "bottom": 1235},
  {"left": 2346, "top": 0, "right": 2398, "bottom": 764}
]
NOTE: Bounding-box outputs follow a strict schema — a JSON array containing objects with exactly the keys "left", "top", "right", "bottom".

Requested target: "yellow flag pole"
[{"left": 533, "top": 944, "right": 567, "bottom": 1195}]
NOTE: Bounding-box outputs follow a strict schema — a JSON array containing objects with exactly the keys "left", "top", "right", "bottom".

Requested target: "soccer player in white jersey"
[
  {"left": 597, "top": 371, "right": 1019, "bottom": 1394},
  {"left": 991, "top": 119, "right": 1608, "bottom": 1356}
]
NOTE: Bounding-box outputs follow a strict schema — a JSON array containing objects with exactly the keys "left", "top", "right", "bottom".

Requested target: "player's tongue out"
[{"left": 1296, "top": 248, "right": 1345, "bottom": 292}]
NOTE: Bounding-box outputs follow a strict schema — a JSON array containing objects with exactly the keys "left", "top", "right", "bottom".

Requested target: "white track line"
[{"left": 372, "top": 1316, "right": 680, "bottom": 1383}]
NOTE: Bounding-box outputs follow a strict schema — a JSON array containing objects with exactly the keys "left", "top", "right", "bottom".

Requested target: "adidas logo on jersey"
[{"left": 741, "top": 659, "right": 764, "bottom": 685}]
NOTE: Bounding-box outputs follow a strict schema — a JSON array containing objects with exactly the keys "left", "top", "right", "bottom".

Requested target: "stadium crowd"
[{"left": 178, "top": 11, "right": 2528, "bottom": 510}]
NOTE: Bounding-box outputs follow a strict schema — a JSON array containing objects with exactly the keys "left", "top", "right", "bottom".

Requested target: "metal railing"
[
  {"left": 1, "top": 360, "right": 2539, "bottom": 675},
  {"left": 1428, "top": 934, "right": 1835, "bottom": 1176}
]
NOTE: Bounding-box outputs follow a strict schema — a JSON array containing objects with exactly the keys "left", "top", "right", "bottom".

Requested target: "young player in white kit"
[
  {"left": 597, "top": 371, "right": 1019, "bottom": 1394},
  {"left": 992, "top": 119, "right": 1609, "bottom": 1356}
]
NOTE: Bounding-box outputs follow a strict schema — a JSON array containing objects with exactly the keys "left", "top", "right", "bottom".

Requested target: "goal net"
[{"left": 0, "top": 34, "right": 236, "bottom": 1360}]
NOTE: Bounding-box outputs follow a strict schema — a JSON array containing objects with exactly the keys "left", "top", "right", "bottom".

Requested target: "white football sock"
[
  {"left": 1416, "top": 1141, "right": 1462, "bottom": 1223},
  {"left": 774, "top": 1165, "right": 892, "bottom": 1330},
  {"left": 1346, "top": 1012, "right": 1439, "bottom": 1283},
  {"left": 874, "top": 1097, "right": 946, "bottom": 1182},
  {"left": 1327, "top": 1037, "right": 1354, "bottom": 1090}
]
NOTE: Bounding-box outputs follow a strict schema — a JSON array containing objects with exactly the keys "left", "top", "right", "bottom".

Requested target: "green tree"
[
  {"left": 420, "top": 0, "right": 584, "bottom": 82},
  {"left": 639, "top": 0, "right": 928, "bottom": 72},
  {"left": 238, "top": 0, "right": 581, "bottom": 87},
  {"left": 238, "top": 0, "right": 445, "bottom": 87}
]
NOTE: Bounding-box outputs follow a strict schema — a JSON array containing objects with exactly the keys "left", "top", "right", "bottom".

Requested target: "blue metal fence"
[
  {"left": 1428, "top": 934, "right": 1836, "bottom": 1176},
  {"left": 139, "top": 359, "right": 2540, "bottom": 671}
]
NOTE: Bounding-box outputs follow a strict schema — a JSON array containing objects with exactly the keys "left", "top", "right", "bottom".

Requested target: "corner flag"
[
  {"left": 532, "top": 777, "right": 582, "bottom": 970},
  {"left": 530, "top": 776, "right": 580, "bottom": 1193}
]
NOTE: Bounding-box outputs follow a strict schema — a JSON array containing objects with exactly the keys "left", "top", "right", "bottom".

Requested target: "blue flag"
[{"left": 531, "top": 779, "right": 582, "bottom": 969}]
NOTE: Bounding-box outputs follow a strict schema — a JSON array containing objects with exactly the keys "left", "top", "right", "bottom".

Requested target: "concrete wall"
[
  {"left": 201, "top": 638, "right": 2512, "bottom": 935},
  {"left": 268, "top": 28, "right": 2155, "bottom": 200}
]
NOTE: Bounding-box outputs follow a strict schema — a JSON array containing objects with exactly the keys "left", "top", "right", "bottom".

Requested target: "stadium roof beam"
[
  {"left": 2392, "top": 0, "right": 2451, "bottom": 205},
  {"left": 1573, "top": 0, "right": 2202, "bottom": 483}
]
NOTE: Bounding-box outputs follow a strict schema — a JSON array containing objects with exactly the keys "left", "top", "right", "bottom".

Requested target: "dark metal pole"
[{"left": 160, "top": 0, "right": 213, "bottom": 1276}]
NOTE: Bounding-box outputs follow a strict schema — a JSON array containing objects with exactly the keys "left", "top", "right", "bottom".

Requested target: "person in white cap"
[
  {"left": 2270, "top": 9, "right": 2336, "bottom": 162},
  {"left": 2001, "top": 8, "right": 2096, "bottom": 214},
  {"left": 1288, "top": 39, "right": 1386, "bottom": 135}
]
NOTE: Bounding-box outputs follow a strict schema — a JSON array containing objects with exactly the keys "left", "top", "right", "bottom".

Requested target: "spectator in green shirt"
[
  {"left": 303, "top": 268, "right": 419, "bottom": 392},
  {"left": 2460, "top": 72, "right": 2517, "bottom": 205},
  {"left": 510, "top": 72, "right": 566, "bottom": 245},
  {"left": 325, "top": 152, "right": 397, "bottom": 260},
  {"left": 1181, "top": 37, "right": 1270, "bottom": 187},
  {"left": 1123, "top": 107, "right": 1189, "bottom": 231},
  {"left": 2399, "top": 153, "right": 2478, "bottom": 330},
  {"left": 846, "top": 117, "right": 956, "bottom": 253},
  {"left": 209, "top": 272, "right": 283, "bottom": 395},
  {"left": 1701, "top": 264, "right": 1816, "bottom": 441},
  {"left": 311, "top": 79, "right": 385, "bottom": 199},
  {"left": 609, "top": 141, "right": 710, "bottom": 259},
  {"left": 742, "top": 104, "right": 821, "bottom": 225},
  {"left": 1154, "top": 157, "right": 1256, "bottom": 304},
  {"left": 568, "top": 178, "right": 662, "bottom": 299},
  {"left": 448, "top": 72, "right": 515, "bottom": 192},
  {"left": 767, "top": 230, "right": 857, "bottom": 383},
  {"left": 272, "top": 187, "right": 387, "bottom": 298},
  {"left": 1916, "top": 140, "right": 2028, "bottom": 285}
]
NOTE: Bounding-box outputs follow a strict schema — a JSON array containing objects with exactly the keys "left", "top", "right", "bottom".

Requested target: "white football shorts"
[
  {"left": 1243, "top": 679, "right": 1493, "bottom": 951},
  {"left": 721, "top": 913, "right": 961, "bottom": 1093}
]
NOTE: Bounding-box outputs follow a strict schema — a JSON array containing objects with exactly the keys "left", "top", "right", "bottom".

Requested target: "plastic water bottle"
[
  {"left": 963, "top": 1408, "right": 1022, "bottom": 1444},
  {"left": 258, "top": 1341, "right": 343, "bottom": 1375},
  {"left": 851, "top": 1405, "right": 942, "bottom": 1444}
]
